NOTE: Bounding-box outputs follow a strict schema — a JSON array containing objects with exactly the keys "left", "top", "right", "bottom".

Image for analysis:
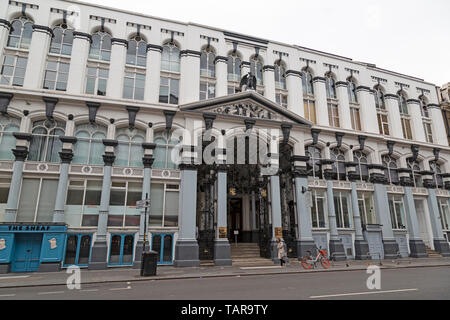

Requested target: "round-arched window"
[
  {"left": 49, "top": 24, "right": 74, "bottom": 56},
  {"left": 7, "top": 16, "right": 33, "bottom": 50},
  {"left": 274, "top": 60, "right": 286, "bottom": 90},
  {"left": 305, "top": 146, "right": 323, "bottom": 179},
  {"left": 161, "top": 42, "right": 180, "bottom": 73},
  {"left": 73, "top": 123, "right": 107, "bottom": 165},
  {"left": 126, "top": 36, "right": 147, "bottom": 67},
  {"left": 331, "top": 148, "right": 346, "bottom": 181},
  {"left": 353, "top": 150, "right": 369, "bottom": 182},
  {"left": 89, "top": 31, "right": 112, "bottom": 61},
  {"left": 115, "top": 128, "right": 145, "bottom": 167},
  {"left": 227, "top": 53, "right": 241, "bottom": 82},
  {"left": 29, "top": 119, "right": 66, "bottom": 163},
  {"left": 200, "top": 47, "right": 215, "bottom": 78},
  {"left": 153, "top": 130, "right": 180, "bottom": 169},
  {"left": 382, "top": 155, "right": 399, "bottom": 185}
]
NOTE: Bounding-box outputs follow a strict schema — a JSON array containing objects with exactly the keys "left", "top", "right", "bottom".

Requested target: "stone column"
[
  {"left": 312, "top": 77, "right": 329, "bottom": 127},
  {"left": 23, "top": 25, "right": 53, "bottom": 89},
  {"left": 407, "top": 99, "right": 426, "bottom": 142},
  {"left": 174, "top": 163, "right": 200, "bottom": 267},
  {"left": 251, "top": 191, "right": 259, "bottom": 243},
  {"left": 4, "top": 133, "right": 32, "bottom": 222},
  {"left": 144, "top": 45, "right": 162, "bottom": 103},
  {"left": 215, "top": 56, "right": 228, "bottom": 97},
  {"left": 357, "top": 86, "right": 379, "bottom": 134},
  {"left": 292, "top": 156, "right": 316, "bottom": 258},
  {"left": 106, "top": 38, "right": 127, "bottom": 99},
  {"left": 67, "top": 32, "right": 91, "bottom": 94},
  {"left": 422, "top": 172, "right": 450, "bottom": 257},
  {"left": 88, "top": 142, "right": 117, "bottom": 270},
  {"left": 335, "top": 81, "right": 352, "bottom": 130},
  {"left": 384, "top": 94, "right": 403, "bottom": 139},
  {"left": 428, "top": 104, "right": 448, "bottom": 146},
  {"left": 269, "top": 174, "right": 283, "bottom": 263},
  {"left": 286, "top": 70, "right": 303, "bottom": 115},
  {"left": 263, "top": 65, "right": 276, "bottom": 102},
  {"left": 369, "top": 166, "right": 399, "bottom": 259},
  {"left": 214, "top": 165, "right": 232, "bottom": 266},
  {"left": 180, "top": 50, "right": 201, "bottom": 104}
]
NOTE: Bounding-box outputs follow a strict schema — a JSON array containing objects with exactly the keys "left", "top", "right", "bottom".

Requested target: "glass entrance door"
[
  {"left": 108, "top": 234, "right": 134, "bottom": 266},
  {"left": 151, "top": 233, "right": 174, "bottom": 265},
  {"left": 64, "top": 234, "right": 92, "bottom": 267}
]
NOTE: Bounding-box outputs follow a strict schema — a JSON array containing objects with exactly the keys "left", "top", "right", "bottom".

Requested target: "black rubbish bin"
[{"left": 140, "top": 251, "right": 158, "bottom": 276}]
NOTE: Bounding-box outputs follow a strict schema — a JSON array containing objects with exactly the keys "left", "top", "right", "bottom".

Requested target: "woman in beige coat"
[{"left": 277, "top": 238, "right": 287, "bottom": 266}]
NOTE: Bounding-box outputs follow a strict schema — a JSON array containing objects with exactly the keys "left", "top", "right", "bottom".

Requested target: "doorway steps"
[
  {"left": 425, "top": 247, "right": 442, "bottom": 258},
  {"left": 231, "top": 243, "right": 274, "bottom": 267}
]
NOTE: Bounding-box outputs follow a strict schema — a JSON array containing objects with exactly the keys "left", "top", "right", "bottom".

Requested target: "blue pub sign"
[{"left": 0, "top": 223, "right": 67, "bottom": 273}]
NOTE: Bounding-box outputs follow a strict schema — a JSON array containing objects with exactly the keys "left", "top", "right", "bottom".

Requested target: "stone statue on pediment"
[{"left": 240, "top": 72, "right": 257, "bottom": 91}]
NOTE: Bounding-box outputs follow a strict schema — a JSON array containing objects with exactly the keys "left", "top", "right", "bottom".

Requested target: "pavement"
[{"left": 0, "top": 256, "right": 449, "bottom": 289}]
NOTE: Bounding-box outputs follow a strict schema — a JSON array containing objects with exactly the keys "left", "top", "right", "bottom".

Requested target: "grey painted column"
[
  {"left": 403, "top": 186, "right": 428, "bottom": 257},
  {"left": 426, "top": 188, "right": 450, "bottom": 257},
  {"left": 214, "top": 167, "right": 232, "bottom": 266},
  {"left": 294, "top": 175, "right": 316, "bottom": 258},
  {"left": 269, "top": 175, "right": 283, "bottom": 263},
  {"left": 174, "top": 165, "right": 200, "bottom": 267},
  {"left": 4, "top": 146, "right": 29, "bottom": 222},
  {"left": 53, "top": 149, "right": 74, "bottom": 223},
  {"left": 251, "top": 191, "right": 259, "bottom": 243},
  {"left": 88, "top": 151, "right": 115, "bottom": 270},
  {"left": 351, "top": 182, "right": 370, "bottom": 259},
  {"left": 324, "top": 173, "right": 346, "bottom": 261}
]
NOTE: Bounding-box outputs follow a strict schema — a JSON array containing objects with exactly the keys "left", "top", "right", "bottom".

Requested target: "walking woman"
[{"left": 277, "top": 238, "right": 287, "bottom": 266}]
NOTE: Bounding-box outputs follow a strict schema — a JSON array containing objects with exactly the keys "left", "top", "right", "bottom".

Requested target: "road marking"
[
  {"left": 0, "top": 276, "right": 30, "bottom": 280},
  {"left": 80, "top": 289, "right": 99, "bottom": 292},
  {"left": 38, "top": 291, "right": 65, "bottom": 295},
  {"left": 109, "top": 286, "right": 132, "bottom": 291},
  {"left": 310, "top": 288, "right": 418, "bottom": 299},
  {"left": 0, "top": 294, "right": 16, "bottom": 297},
  {"left": 240, "top": 266, "right": 282, "bottom": 270}
]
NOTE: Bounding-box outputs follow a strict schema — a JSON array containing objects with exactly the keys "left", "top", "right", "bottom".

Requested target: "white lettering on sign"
[
  {"left": 49, "top": 238, "right": 57, "bottom": 250},
  {"left": 0, "top": 239, "right": 5, "bottom": 251}
]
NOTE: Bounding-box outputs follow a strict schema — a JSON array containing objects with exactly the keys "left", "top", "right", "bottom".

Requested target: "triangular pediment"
[{"left": 179, "top": 91, "right": 312, "bottom": 126}]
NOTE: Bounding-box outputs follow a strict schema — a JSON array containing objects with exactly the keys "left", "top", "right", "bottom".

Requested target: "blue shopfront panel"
[
  {"left": 40, "top": 233, "right": 67, "bottom": 263},
  {"left": 0, "top": 234, "right": 15, "bottom": 263},
  {"left": 12, "top": 234, "right": 43, "bottom": 272}
]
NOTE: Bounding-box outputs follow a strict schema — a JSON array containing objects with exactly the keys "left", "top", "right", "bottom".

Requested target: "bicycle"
[{"left": 300, "top": 245, "right": 331, "bottom": 270}]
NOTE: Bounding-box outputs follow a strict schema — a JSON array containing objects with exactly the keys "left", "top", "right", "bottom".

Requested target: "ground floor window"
[
  {"left": 17, "top": 178, "right": 58, "bottom": 222},
  {"left": 108, "top": 234, "right": 134, "bottom": 266},
  {"left": 108, "top": 181, "right": 142, "bottom": 227},
  {"left": 63, "top": 234, "right": 92, "bottom": 267},
  {"left": 388, "top": 196, "right": 406, "bottom": 230},
  {"left": 310, "top": 190, "right": 327, "bottom": 229},
  {"left": 149, "top": 183, "right": 179, "bottom": 227},
  {"left": 0, "top": 178, "right": 10, "bottom": 222},
  {"left": 438, "top": 198, "right": 450, "bottom": 231},
  {"left": 151, "top": 233, "right": 174, "bottom": 265},
  {"left": 358, "top": 192, "right": 376, "bottom": 227},
  {"left": 65, "top": 180, "right": 102, "bottom": 227},
  {"left": 334, "top": 191, "right": 353, "bottom": 229}
]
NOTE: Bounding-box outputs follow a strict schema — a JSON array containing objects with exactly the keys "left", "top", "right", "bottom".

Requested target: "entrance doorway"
[
  {"left": 415, "top": 199, "right": 433, "bottom": 249},
  {"left": 11, "top": 234, "right": 43, "bottom": 272},
  {"left": 228, "top": 198, "right": 243, "bottom": 242}
]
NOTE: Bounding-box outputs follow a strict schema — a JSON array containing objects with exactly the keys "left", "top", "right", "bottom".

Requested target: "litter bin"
[{"left": 140, "top": 251, "right": 158, "bottom": 276}]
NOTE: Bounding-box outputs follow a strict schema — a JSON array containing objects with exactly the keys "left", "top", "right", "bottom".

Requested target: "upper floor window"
[
  {"left": 419, "top": 95, "right": 429, "bottom": 118},
  {"left": 85, "top": 65, "right": 109, "bottom": 96},
  {"left": 7, "top": 16, "right": 33, "bottom": 50},
  {"left": 161, "top": 42, "right": 180, "bottom": 73},
  {"left": 325, "top": 73, "right": 337, "bottom": 99},
  {"left": 374, "top": 85, "right": 385, "bottom": 109},
  {"left": 0, "top": 116, "right": 20, "bottom": 160},
  {"left": 389, "top": 196, "right": 406, "bottom": 230},
  {"left": 43, "top": 60, "right": 70, "bottom": 91},
  {"left": 29, "top": 119, "right": 65, "bottom": 163},
  {"left": 407, "top": 158, "right": 422, "bottom": 188},
  {"left": 274, "top": 60, "right": 286, "bottom": 90},
  {"left": 200, "top": 82, "right": 215, "bottom": 100},
  {"left": 89, "top": 31, "right": 112, "bottom": 62},
  {"left": 275, "top": 93, "right": 288, "bottom": 108},
  {"left": 153, "top": 130, "right": 180, "bottom": 169},
  {"left": 430, "top": 161, "right": 443, "bottom": 189},
  {"left": 115, "top": 128, "right": 145, "bottom": 167},
  {"left": 398, "top": 91, "right": 412, "bottom": 140},
  {"left": 123, "top": 71, "right": 145, "bottom": 100},
  {"left": 302, "top": 70, "right": 314, "bottom": 96},
  {"left": 49, "top": 24, "right": 73, "bottom": 56},
  {"left": 330, "top": 148, "right": 346, "bottom": 181},
  {"left": 419, "top": 95, "right": 433, "bottom": 143},
  {"left": 353, "top": 150, "right": 369, "bottom": 182},
  {"left": 382, "top": 155, "right": 399, "bottom": 185},
  {"left": 227, "top": 53, "right": 241, "bottom": 82},
  {"left": 347, "top": 78, "right": 358, "bottom": 103},
  {"left": 126, "top": 36, "right": 147, "bottom": 67},
  {"left": 200, "top": 47, "right": 215, "bottom": 78},
  {"left": 302, "top": 70, "right": 316, "bottom": 124},
  {"left": 306, "top": 145, "right": 323, "bottom": 179},
  {"left": 73, "top": 123, "right": 107, "bottom": 165},
  {"left": 250, "top": 55, "right": 263, "bottom": 86},
  {"left": 375, "top": 86, "right": 389, "bottom": 136},
  {"left": 159, "top": 77, "right": 179, "bottom": 104},
  {"left": 398, "top": 91, "right": 409, "bottom": 115},
  {"left": 0, "top": 54, "right": 28, "bottom": 86}
]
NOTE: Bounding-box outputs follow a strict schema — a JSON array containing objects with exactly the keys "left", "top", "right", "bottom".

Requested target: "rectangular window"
[
  {"left": 328, "top": 103, "right": 340, "bottom": 128},
  {"left": 334, "top": 192, "right": 353, "bottom": 229},
  {"left": 389, "top": 196, "right": 407, "bottom": 230},
  {"left": 43, "top": 60, "right": 70, "bottom": 91},
  {"left": 109, "top": 234, "right": 134, "bottom": 266},
  {"left": 63, "top": 234, "right": 92, "bottom": 267},
  {"left": 304, "top": 99, "right": 316, "bottom": 124},
  {"left": 85, "top": 66, "right": 109, "bottom": 96},
  {"left": 149, "top": 183, "right": 179, "bottom": 227},
  {"left": 0, "top": 179, "right": 10, "bottom": 223},
  {"left": 159, "top": 77, "right": 179, "bottom": 104},
  {"left": 200, "top": 82, "right": 215, "bottom": 100},
  {"left": 423, "top": 121, "right": 433, "bottom": 143},
  {"left": 357, "top": 192, "right": 376, "bottom": 227},
  {"left": 227, "top": 86, "right": 241, "bottom": 95},
  {"left": 66, "top": 180, "right": 102, "bottom": 227},
  {"left": 108, "top": 181, "right": 142, "bottom": 227},
  {"left": 17, "top": 178, "right": 58, "bottom": 223},
  {"left": 350, "top": 107, "right": 361, "bottom": 131},
  {"left": 0, "top": 55, "right": 27, "bottom": 86},
  {"left": 401, "top": 117, "right": 412, "bottom": 140},
  {"left": 438, "top": 199, "right": 450, "bottom": 231},
  {"left": 123, "top": 71, "right": 145, "bottom": 100},
  {"left": 377, "top": 112, "right": 390, "bottom": 135},
  {"left": 310, "top": 190, "right": 327, "bottom": 229},
  {"left": 276, "top": 93, "right": 288, "bottom": 108}
]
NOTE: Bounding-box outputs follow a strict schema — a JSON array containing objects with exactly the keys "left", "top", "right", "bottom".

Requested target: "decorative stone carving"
[{"left": 210, "top": 102, "right": 276, "bottom": 120}]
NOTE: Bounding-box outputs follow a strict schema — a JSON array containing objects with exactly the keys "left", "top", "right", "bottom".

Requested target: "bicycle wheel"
[
  {"left": 320, "top": 256, "right": 330, "bottom": 269},
  {"left": 301, "top": 256, "right": 313, "bottom": 270}
]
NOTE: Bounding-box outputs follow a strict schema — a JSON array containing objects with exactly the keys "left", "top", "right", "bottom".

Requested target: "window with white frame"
[
  {"left": 375, "top": 85, "right": 390, "bottom": 136},
  {"left": 305, "top": 145, "right": 323, "bottom": 179},
  {"left": 0, "top": 178, "right": 11, "bottom": 222},
  {"left": 334, "top": 191, "right": 353, "bottom": 229},
  {"left": 407, "top": 158, "right": 422, "bottom": 188},
  {"left": 274, "top": 60, "right": 286, "bottom": 90},
  {"left": 250, "top": 55, "right": 263, "bottom": 86},
  {"left": 0, "top": 54, "right": 28, "bottom": 86},
  {"left": 430, "top": 161, "right": 443, "bottom": 189},
  {"left": 310, "top": 190, "right": 327, "bottom": 229},
  {"left": 200, "top": 81, "right": 215, "bottom": 100},
  {"left": 89, "top": 31, "right": 112, "bottom": 61},
  {"left": 28, "top": 119, "right": 65, "bottom": 163},
  {"left": 85, "top": 65, "right": 109, "bottom": 96},
  {"left": 388, "top": 195, "right": 407, "bottom": 230},
  {"left": 43, "top": 59, "right": 70, "bottom": 91},
  {"left": 227, "top": 53, "right": 241, "bottom": 82},
  {"left": 115, "top": 127, "right": 145, "bottom": 167},
  {"left": 438, "top": 198, "right": 450, "bottom": 231},
  {"left": 353, "top": 150, "right": 369, "bottom": 182},
  {"left": 330, "top": 148, "right": 346, "bottom": 181},
  {"left": 16, "top": 178, "right": 58, "bottom": 223},
  {"left": 7, "top": 16, "right": 33, "bottom": 50},
  {"left": 275, "top": 93, "right": 288, "bottom": 108},
  {"left": 123, "top": 70, "right": 145, "bottom": 100},
  {"left": 126, "top": 36, "right": 147, "bottom": 67},
  {"left": 350, "top": 105, "right": 361, "bottom": 131},
  {"left": 149, "top": 183, "right": 180, "bottom": 227},
  {"left": 419, "top": 96, "right": 433, "bottom": 143},
  {"left": 49, "top": 24, "right": 74, "bottom": 56},
  {"left": 108, "top": 181, "right": 142, "bottom": 227},
  {"left": 398, "top": 91, "right": 412, "bottom": 140},
  {"left": 200, "top": 47, "right": 215, "bottom": 78},
  {"left": 347, "top": 78, "right": 358, "bottom": 103},
  {"left": 73, "top": 123, "right": 107, "bottom": 165},
  {"left": 326, "top": 74, "right": 339, "bottom": 127},
  {"left": 358, "top": 192, "right": 376, "bottom": 227},
  {"left": 65, "top": 179, "right": 103, "bottom": 227},
  {"left": 0, "top": 116, "right": 20, "bottom": 160},
  {"left": 153, "top": 130, "right": 180, "bottom": 169},
  {"left": 161, "top": 42, "right": 180, "bottom": 73},
  {"left": 382, "top": 155, "right": 399, "bottom": 185},
  {"left": 159, "top": 77, "right": 179, "bottom": 104},
  {"left": 302, "top": 70, "right": 316, "bottom": 124}
]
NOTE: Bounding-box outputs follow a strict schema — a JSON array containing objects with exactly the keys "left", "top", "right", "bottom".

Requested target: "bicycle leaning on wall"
[{"left": 300, "top": 245, "right": 331, "bottom": 270}]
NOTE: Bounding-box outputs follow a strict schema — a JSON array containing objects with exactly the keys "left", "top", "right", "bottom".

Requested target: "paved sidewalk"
[{"left": 0, "top": 257, "right": 449, "bottom": 289}]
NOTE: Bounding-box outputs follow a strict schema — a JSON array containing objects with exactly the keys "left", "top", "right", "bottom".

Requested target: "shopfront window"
[
  {"left": 0, "top": 178, "right": 10, "bottom": 222},
  {"left": 63, "top": 234, "right": 92, "bottom": 266},
  {"left": 16, "top": 178, "right": 58, "bottom": 222},
  {"left": 310, "top": 190, "right": 327, "bottom": 229},
  {"left": 358, "top": 192, "right": 376, "bottom": 227},
  {"left": 109, "top": 234, "right": 134, "bottom": 266},
  {"left": 151, "top": 233, "right": 174, "bottom": 265},
  {"left": 334, "top": 191, "right": 353, "bottom": 229},
  {"left": 389, "top": 196, "right": 407, "bottom": 230},
  {"left": 149, "top": 183, "right": 179, "bottom": 227},
  {"left": 438, "top": 199, "right": 450, "bottom": 231}
]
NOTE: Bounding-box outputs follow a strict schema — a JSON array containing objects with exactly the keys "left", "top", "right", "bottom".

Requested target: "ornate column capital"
[
  {"left": 142, "top": 155, "right": 155, "bottom": 168},
  {"left": 103, "top": 152, "right": 116, "bottom": 166},
  {"left": 59, "top": 149, "right": 74, "bottom": 164},
  {"left": 12, "top": 146, "right": 29, "bottom": 162}
]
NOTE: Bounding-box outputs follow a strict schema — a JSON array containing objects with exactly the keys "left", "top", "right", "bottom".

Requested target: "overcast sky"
[{"left": 85, "top": 0, "right": 449, "bottom": 86}]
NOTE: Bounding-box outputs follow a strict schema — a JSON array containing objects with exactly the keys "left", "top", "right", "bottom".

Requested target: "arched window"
[
  {"left": 419, "top": 95, "right": 433, "bottom": 143},
  {"left": 305, "top": 146, "right": 323, "bottom": 179},
  {"left": 302, "top": 70, "right": 314, "bottom": 96},
  {"left": 274, "top": 60, "right": 286, "bottom": 90},
  {"left": 0, "top": 116, "right": 20, "bottom": 160},
  {"left": 89, "top": 31, "right": 112, "bottom": 61},
  {"left": 398, "top": 91, "right": 408, "bottom": 115},
  {"left": 375, "top": 85, "right": 389, "bottom": 136},
  {"left": 331, "top": 148, "right": 346, "bottom": 181},
  {"left": 347, "top": 78, "right": 361, "bottom": 131},
  {"left": 374, "top": 85, "right": 385, "bottom": 109},
  {"left": 153, "top": 130, "right": 180, "bottom": 169},
  {"left": 126, "top": 35, "right": 147, "bottom": 67},
  {"left": 161, "top": 42, "right": 180, "bottom": 72},
  {"left": 73, "top": 123, "right": 107, "bottom": 165},
  {"left": 398, "top": 91, "right": 412, "bottom": 140},
  {"left": 227, "top": 53, "right": 241, "bottom": 82},
  {"left": 302, "top": 70, "right": 316, "bottom": 124},
  {"left": 115, "top": 128, "right": 145, "bottom": 167},
  {"left": 49, "top": 24, "right": 74, "bottom": 56},
  {"left": 419, "top": 95, "right": 429, "bottom": 118},
  {"left": 347, "top": 78, "right": 358, "bottom": 103},
  {"left": 29, "top": 119, "right": 65, "bottom": 163},
  {"left": 250, "top": 55, "right": 263, "bottom": 86},
  {"left": 430, "top": 161, "right": 443, "bottom": 189},
  {"left": 382, "top": 155, "right": 399, "bottom": 185},
  {"left": 353, "top": 150, "right": 369, "bottom": 182},
  {"left": 326, "top": 73, "right": 339, "bottom": 127},
  {"left": 407, "top": 158, "right": 422, "bottom": 188},
  {"left": 325, "top": 73, "right": 337, "bottom": 99},
  {"left": 200, "top": 47, "right": 215, "bottom": 78},
  {"left": 7, "top": 16, "right": 33, "bottom": 50}
]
